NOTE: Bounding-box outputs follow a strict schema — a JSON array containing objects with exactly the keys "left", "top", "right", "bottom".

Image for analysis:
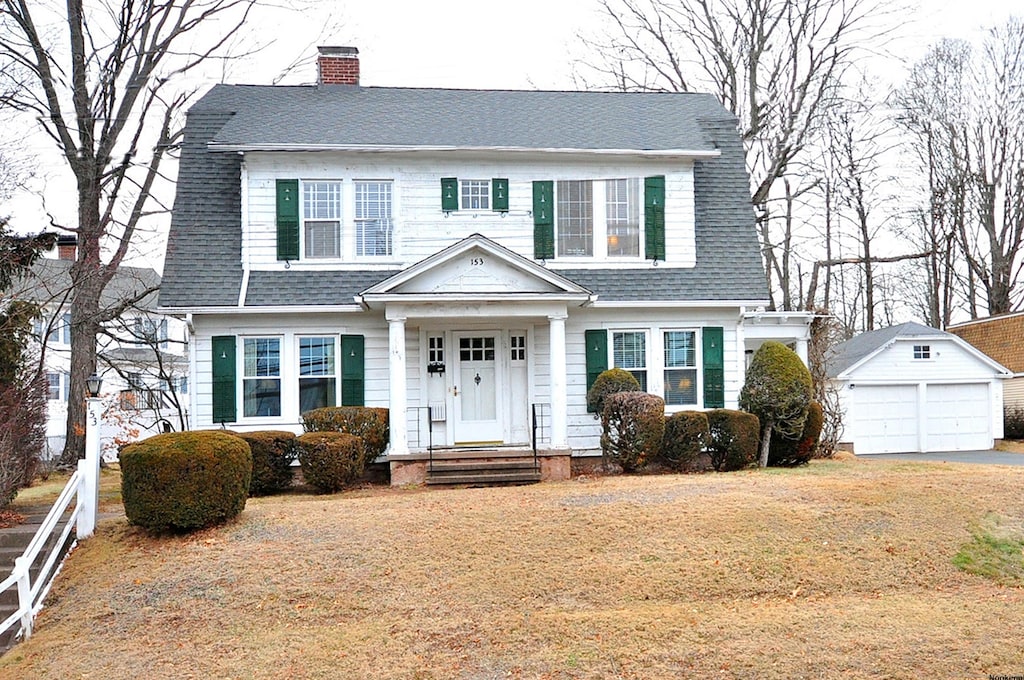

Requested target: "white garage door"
[
  {"left": 850, "top": 385, "right": 919, "bottom": 454},
  {"left": 925, "top": 383, "right": 991, "bottom": 452}
]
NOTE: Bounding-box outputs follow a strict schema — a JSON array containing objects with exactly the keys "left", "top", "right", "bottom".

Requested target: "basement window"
[{"left": 913, "top": 345, "right": 931, "bottom": 360}]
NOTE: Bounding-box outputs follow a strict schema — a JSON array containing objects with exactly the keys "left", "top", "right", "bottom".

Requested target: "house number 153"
[{"left": 470, "top": 257, "right": 484, "bottom": 266}]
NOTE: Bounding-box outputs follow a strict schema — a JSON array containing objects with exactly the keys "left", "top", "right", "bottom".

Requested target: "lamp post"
[{"left": 79, "top": 373, "right": 103, "bottom": 538}]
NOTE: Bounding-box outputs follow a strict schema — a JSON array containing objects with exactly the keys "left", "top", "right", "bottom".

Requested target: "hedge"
[
  {"left": 233, "top": 430, "right": 297, "bottom": 495},
  {"left": 296, "top": 432, "right": 364, "bottom": 493},
  {"left": 706, "top": 409, "right": 759, "bottom": 472},
  {"left": 769, "top": 400, "right": 824, "bottom": 466},
  {"left": 661, "top": 410, "right": 710, "bottom": 471},
  {"left": 120, "top": 431, "right": 251, "bottom": 533},
  {"left": 303, "top": 406, "right": 389, "bottom": 468},
  {"left": 600, "top": 391, "right": 665, "bottom": 472},
  {"left": 587, "top": 368, "right": 641, "bottom": 415}
]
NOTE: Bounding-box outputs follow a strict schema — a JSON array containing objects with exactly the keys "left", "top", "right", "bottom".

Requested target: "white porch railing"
[{"left": 0, "top": 401, "right": 102, "bottom": 645}]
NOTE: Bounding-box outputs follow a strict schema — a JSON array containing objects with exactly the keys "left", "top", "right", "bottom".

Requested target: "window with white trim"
[
  {"left": 46, "top": 372, "right": 61, "bottom": 401},
  {"left": 664, "top": 330, "right": 698, "bottom": 405},
  {"left": 606, "top": 178, "right": 641, "bottom": 257},
  {"left": 460, "top": 180, "right": 490, "bottom": 210},
  {"left": 303, "top": 181, "right": 342, "bottom": 259},
  {"left": 557, "top": 180, "right": 593, "bottom": 256},
  {"left": 243, "top": 337, "right": 281, "bottom": 417},
  {"left": 355, "top": 181, "right": 393, "bottom": 257},
  {"left": 510, "top": 335, "right": 526, "bottom": 362},
  {"left": 613, "top": 331, "right": 647, "bottom": 391},
  {"left": 298, "top": 336, "right": 337, "bottom": 413},
  {"left": 48, "top": 312, "right": 71, "bottom": 345},
  {"left": 913, "top": 344, "right": 931, "bottom": 360}
]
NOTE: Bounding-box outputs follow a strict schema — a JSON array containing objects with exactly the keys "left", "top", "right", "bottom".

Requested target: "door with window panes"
[{"left": 452, "top": 332, "right": 502, "bottom": 444}]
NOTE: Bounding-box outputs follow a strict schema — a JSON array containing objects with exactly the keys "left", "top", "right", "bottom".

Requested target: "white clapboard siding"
[
  {"left": 241, "top": 152, "right": 696, "bottom": 270},
  {"left": 846, "top": 338, "right": 997, "bottom": 382}
]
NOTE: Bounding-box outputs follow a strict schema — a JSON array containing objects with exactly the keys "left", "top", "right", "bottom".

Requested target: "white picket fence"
[{"left": 0, "top": 414, "right": 102, "bottom": 644}]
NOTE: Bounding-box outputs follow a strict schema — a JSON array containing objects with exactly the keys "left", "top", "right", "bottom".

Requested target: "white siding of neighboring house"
[
  {"left": 1004, "top": 376, "right": 1024, "bottom": 410},
  {"left": 192, "top": 306, "right": 744, "bottom": 455},
  {"left": 240, "top": 152, "right": 697, "bottom": 271}
]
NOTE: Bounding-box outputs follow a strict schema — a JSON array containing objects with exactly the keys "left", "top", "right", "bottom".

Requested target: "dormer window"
[
  {"left": 302, "top": 182, "right": 342, "bottom": 259},
  {"left": 913, "top": 344, "right": 931, "bottom": 359}
]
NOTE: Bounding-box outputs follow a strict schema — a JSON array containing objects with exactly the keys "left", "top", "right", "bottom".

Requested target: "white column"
[
  {"left": 795, "top": 338, "right": 810, "bottom": 366},
  {"left": 77, "top": 396, "right": 103, "bottom": 538},
  {"left": 734, "top": 318, "right": 747, "bottom": 410},
  {"left": 548, "top": 313, "right": 568, "bottom": 449},
  {"left": 388, "top": 316, "right": 409, "bottom": 456}
]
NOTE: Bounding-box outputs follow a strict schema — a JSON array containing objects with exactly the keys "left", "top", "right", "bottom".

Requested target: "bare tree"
[
  {"left": 579, "top": 0, "right": 895, "bottom": 309},
  {"left": 894, "top": 21, "right": 1024, "bottom": 319},
  {"left": 0, "top": 0, "right": 257, "bottom": 464}
]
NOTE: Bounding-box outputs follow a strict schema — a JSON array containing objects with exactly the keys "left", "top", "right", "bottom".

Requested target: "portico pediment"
[{"left": 359, "top": 234, "right": 592, "bottom": 303}]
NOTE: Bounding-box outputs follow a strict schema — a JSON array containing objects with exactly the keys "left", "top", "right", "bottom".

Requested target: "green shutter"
[
  {"left": 492, "top": 178, "right": 509, "bottom": 212},
  {"left": 702, "top": 326, "right": 725, "bottom": 409},
  {"left": 211, "top": 335, "right": 236, "bottom": 424},
  {"left": 441, "top": 177, "right": 459, "bottom": 212},
  {"left": 644, "top": 175, "right": 666, "bottom": 262},
  {"left": 276, "top": 179, "right": 300, "bottom": 261},
  {"left": 533, "top": 180, "right": 554, "bottom": 260},
  {"left": 585, "top": 329, "right": 608, "bottom": 413},
  {"left": 341, "top": 334, "right": 365, "bottom": 406}
]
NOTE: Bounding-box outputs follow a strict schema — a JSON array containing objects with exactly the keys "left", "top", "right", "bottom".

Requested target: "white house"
[
  {"left": 159, "top": 46, "right": 807, "bottom": 483},
  {"left": 948, "top": 312, "right": 1024, "bottom": 412},
  {"left": 20, "top": 239, "right": 189, "bottom": 456},
  {"left": 827, "top": 322, "right": 1010, "bottom": 454}
]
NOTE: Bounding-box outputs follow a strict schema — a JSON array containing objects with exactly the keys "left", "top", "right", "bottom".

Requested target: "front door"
[{"left": 452, "top": 333, "right": 502, "bottom": 445}]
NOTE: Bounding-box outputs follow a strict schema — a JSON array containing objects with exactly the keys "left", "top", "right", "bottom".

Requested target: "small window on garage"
[{"left": 913, "top": 344, "right": 931, "bottom": 359}]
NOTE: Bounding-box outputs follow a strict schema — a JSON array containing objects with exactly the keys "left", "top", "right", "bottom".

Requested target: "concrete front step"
[
  {"left": 426, "top": 471, "right": 542, "bottom": 486},
  {"left": 429, "top": 459, "right": 539, "bottom": 473}
]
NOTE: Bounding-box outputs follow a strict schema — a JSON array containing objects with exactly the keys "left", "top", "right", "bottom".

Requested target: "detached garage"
[{"left": 828, "top": 322, "right": 1010, "bottom": 454}]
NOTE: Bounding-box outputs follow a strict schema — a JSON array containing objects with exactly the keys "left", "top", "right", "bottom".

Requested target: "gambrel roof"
[{"left": 161, "top": 85, "right": 769, "bottom": 308}]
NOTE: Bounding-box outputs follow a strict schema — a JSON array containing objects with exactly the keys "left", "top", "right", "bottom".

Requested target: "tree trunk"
[{"left": 759, "top": 421, "right": 773, "bottom": 468}]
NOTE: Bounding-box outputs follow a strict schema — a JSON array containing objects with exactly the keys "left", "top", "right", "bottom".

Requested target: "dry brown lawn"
[{"left": 2, "top": 458, "right": 1023, "bottom": 679}]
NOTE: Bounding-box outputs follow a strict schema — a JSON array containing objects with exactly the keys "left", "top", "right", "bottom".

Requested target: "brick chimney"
[
  {"left": 317, "top": 46, "right": 359, "bottom": 85},
  {"left": 56, "top": 235, "right": 77, "bottom": 261}
]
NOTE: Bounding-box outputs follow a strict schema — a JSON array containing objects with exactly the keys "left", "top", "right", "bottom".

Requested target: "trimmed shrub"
[
  {"left": 706, "top": 409, "right": 759, "bottom": 472},
  {"left": 587, "top": 368, "right": 641, "bottom": 414},
  {"left": 297, "top": 432, "right": 364, "bottom": 493},
  {"left": 234, "top": 430, "right": 297, "bottom": 496},
  {"left": 1005, "top": 405, "right": 1024, "bottom": 440},
  {"left": 769, "top": 401, "right": 824, "bottom": 466},
  {"left": 739, "top": 341, "right": 813, "bottom": 467},
  {"left": 600, "top": 392, "right": 665, "bottom": 472},
  {"left": 661, "top": 410, "right": 710, "bottom": 471},
  {"left": 121, "top": 431, "right": 251, "bottom": 533},
  {"left": 302, "top": 407, "right": 389, "bottom": 468}
]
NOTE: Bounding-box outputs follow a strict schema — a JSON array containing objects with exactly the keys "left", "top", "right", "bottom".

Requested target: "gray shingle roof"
[
  {"left": 160, "top": 85, "right": 768, "bottom": 308},
  {"left": 209, "top": 86, "right": 717, "bottom": 152},
  {"left": 19, "top": 258, "right": 162, "bottom": 309},
  {"left": 827, "top": 322, "right": 948, "bottom": 377}
]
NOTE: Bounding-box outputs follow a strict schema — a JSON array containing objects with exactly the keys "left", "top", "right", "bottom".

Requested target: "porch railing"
[
  {"left": 531, "top": 402, "right": 551, "bottom": 471},
  {"left": 406, "top": 406, "right": 434, "bottom": 470},
  {"left": 0, "top": 451, "right": 99, "bottom": 645}
]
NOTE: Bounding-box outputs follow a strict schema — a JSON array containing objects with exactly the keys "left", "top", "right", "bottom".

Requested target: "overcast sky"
[{"left": 4, "top": 0, "right": 1020, "bottom": 269}]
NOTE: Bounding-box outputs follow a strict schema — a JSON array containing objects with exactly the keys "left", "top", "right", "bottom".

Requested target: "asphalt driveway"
[{"left": 868, "top": 450, "right": 1024, "bottom": 466}]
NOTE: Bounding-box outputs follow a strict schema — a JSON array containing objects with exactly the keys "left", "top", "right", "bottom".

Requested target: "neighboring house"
[
  {"left": 17, "top": 238, "right": 189, "bottom": 456},
  {"left": 948, "top": 313, "right": 1024, "bottom": 412},
  {"left": 159, "top": 46, "right": 810, "bottom": 483},
  {"left": 827, "top": 322, "right": 1009, "bottom": 454}
]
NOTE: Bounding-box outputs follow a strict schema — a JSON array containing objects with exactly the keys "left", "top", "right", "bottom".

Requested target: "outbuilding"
[{"left": 828, "top": 322, "right": 1010, "bottom": 454}]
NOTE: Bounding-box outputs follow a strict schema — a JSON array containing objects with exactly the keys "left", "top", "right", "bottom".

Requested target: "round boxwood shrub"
[
  {"left": 297, "top": 432, "right": 365, "bottom": 493},
  {"left": 768, "top": 400, "right": 824, "bottom": 466},
  {"left": 587, "top": 368, "right": 641, "bottom": 415},
  {"left": 600, "top": 391, "right": 665, "bottom": 472},
  {"left": 234, "top": 430, "right": 297, "bottom": 496},
  {"left": 302, "top": 407, "right": 389, "bottom": 468},
  {"left": 661, "top": 410, "right": 710, "bottom": 471},
  {"left": 706, "top": 409, "right": 759, "bottom": 472},
  {"left": 120, "top": 431, "right": 251, "bottom": 533}
]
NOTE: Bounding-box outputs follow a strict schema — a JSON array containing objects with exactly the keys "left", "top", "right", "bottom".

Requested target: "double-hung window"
[
  {"left": 664, "top": 330, "right": 698, "bottom": 406},
  {"left": 461, "top": 180, "right": 490, "bottom": 210},
  {"left": 243, "top": 337, "right": 281, "bottom": 417},
  {"left": 606, "top": 178, "right": 641, "bottom": 257},
  {"left": 613, "top": 331, "right": 647, "bottom": 391},
  {"left": 46, "top": 373, "right": 61, "bottom": 401},
  {"left": 48, "top": 312, "right": 72, "bottom": 345},
  {"left": 557, "top": 180, "right": 593, "bottom": 256},
  {"left": 355, "top": 181, "right": 393, "bottom": 257},
  {"left": 299, "top": 336, "right": 337, "bottom": 413},
  {"left": 303, "top": 181, "right": 342, "bottom": 259}
]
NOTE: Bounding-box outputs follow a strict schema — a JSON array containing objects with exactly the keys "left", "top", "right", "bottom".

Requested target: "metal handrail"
[
  {"left": 531, "top": 402, "right": 551, "bottom": 471},
  {"left": 405, "top": 406, "right": 434, "bottom": 470}
]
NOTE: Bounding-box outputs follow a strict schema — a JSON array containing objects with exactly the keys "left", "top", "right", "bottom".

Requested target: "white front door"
[{"left": 452, "top": 333, "right": 503, "bottom": 445}]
